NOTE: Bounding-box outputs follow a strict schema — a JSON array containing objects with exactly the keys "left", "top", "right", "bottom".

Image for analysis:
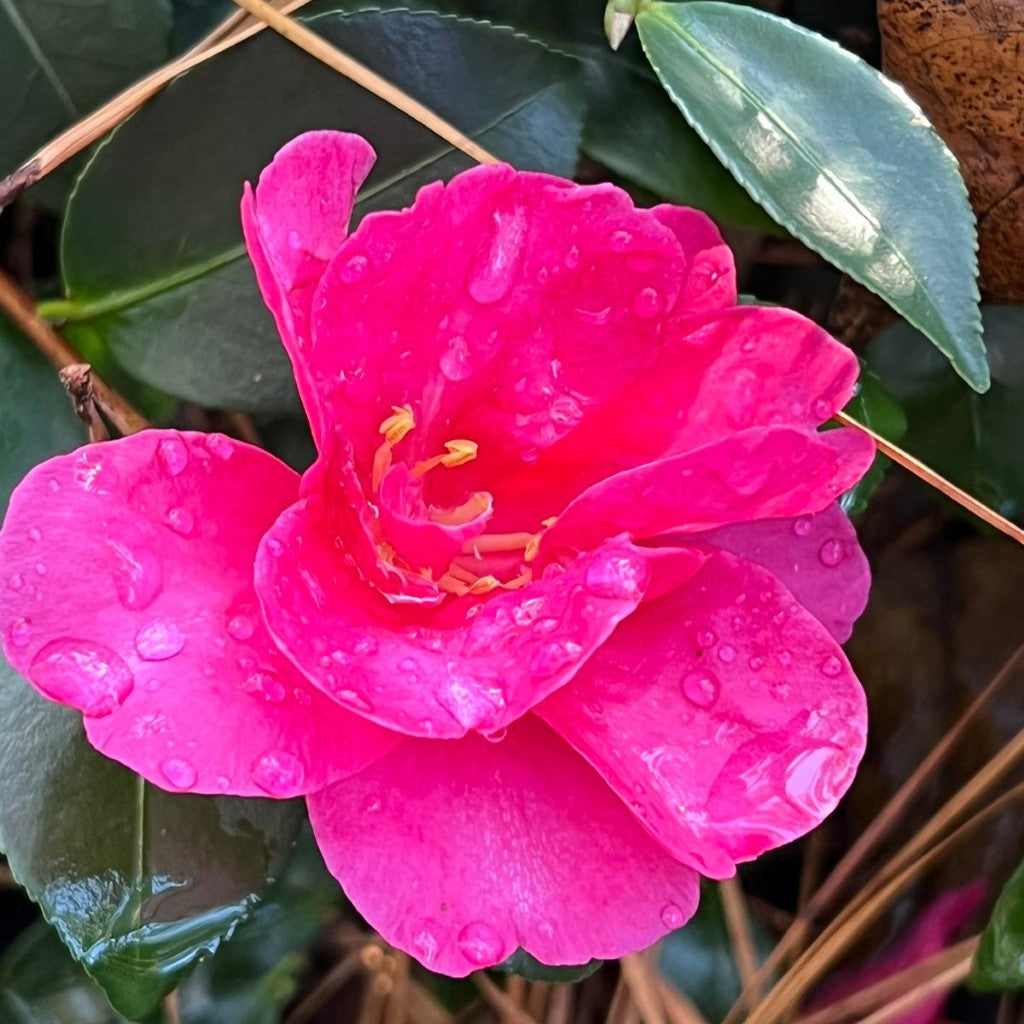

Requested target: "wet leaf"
[
  {"left": 973, "top": 856, "right": 1024, "bottom": 990},
  {"left": 496, "top": 949, "right": 602, "bottom": 983},
  {"left": 636, "top": 1, "right": 987, "bottom": 391},
  {"left": 52, "top": 6, "right": 585, "bottom": 413}
]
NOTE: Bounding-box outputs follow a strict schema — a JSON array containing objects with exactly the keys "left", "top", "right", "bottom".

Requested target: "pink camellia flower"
[{"left": 0, "top": 132, "right": 875, "bottom": 975}]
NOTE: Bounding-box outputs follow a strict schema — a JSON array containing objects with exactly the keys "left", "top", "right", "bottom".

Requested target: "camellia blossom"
[{"left": 0, "top": 131, "right": 875, "bottom": 975}]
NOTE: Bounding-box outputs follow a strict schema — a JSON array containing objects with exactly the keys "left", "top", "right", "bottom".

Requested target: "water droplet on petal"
[
  {"left": 29, "top": 638, "right": 134, "bottom": 716},
  {"left": 161, "top": 757, "right": 198, "bottom": 790},
  {"left": 227, "top": 614, "right": 255, "bottom": 641},
  {"left": 813, "top": 398, "right": 833, "bottom": 420},
  {"left": 468, "top": 205, "right": 526, "bottom": 304},
  {"left": 74, "top": 452, "right": 119, "bottom": 492},
  {"left": 696, "top": 629, "right": 717, "bottom": 649},
  {"left": 339, "top": 254, "right": 368, "bottom": 283},
  {"left": 108, "top": 537, "right": 163, "bottom": 611},
  {"left": 252, "top": 749, "right": 306, "bottom": 795},
  {"left": 135, "top": 621, "right": 185, "bottom": 661},
  {"left": 660, "top": 902, "right": 686, "bottom": 929},
  {"left": 412, "top": 920, "right": 443, "bottom": 964},
  {"left": 793, "top": 517, "right": 812, "bottom": 537},
  {"left": 818, "top": 538, "right": 844, "bottom": 567},
  {"left": 7, "top": 573, "right": 24, "bottom": 591},
  {"left": 820, "top": 655, "right": 843, "bottom": 678},
  {"left": 609, "top": 229, "right": 633, "bottom": 251},
  {"left": 166, "top": 506, "right": 194, "bottom": 536},
  {"left": 585, "top": 554, "right": 645, "bottom": 601},
  {"left": 778, "top": 650, "right": 793, "bottom": 666},
  {"left": 530, "top": 640, "right": 583, "bottom": 677},
  {"left": 33, "top": 562, "right": 46, "bottom": 576},
  {"left": 484, "top": 727, "right": 508, "bottom": 744},
  {"left": 457, "top": 921, "right": 506, "bottom": 966},
  {"left": 681, "top": 669, "right": 720, "bottom": 709},
  {"left": 572, "top": 305, "right": 611, "bottom": 327},
  {"left": 634, "top": 286, "right": 664, "bottom": 319},
  {"left": 47, "top": 477, "right": 61, "bottom": 494},
  {"left": 27, "top": 527, "right": 41, "bottom": 542},
  {"left": 157, "top": 436, "right": 189, "bottom": 477},
  {"left": 243, "top": 671, "right": 286, "bottom": 703},
  {"left": 717, "top": 644, "right": 736, "bottom": 664},
  {"left": 748, "top": 655, "right": 765, "bottom": 671},
  {"left": 440, "top": 335, "right": 473, "bottom": 381},
  {"left": 205, "top": 432, "right": 234, "bottom": 460},
  {"left": 8, "top": 617, "right": 31, "bottom": 647}
]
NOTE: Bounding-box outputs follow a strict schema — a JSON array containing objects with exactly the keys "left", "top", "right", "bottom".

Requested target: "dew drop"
[
  {"left": 660, "top": 902, "right": 686, "bottom": 929},
  {"left": 585, "top": 555, "right": 645, "bottom": 601},
  {"left": 29, "top": 638, "right": 134, "bottom": 716},
  {"left": 530, "top": 640, "right": 583, "bottom": 677},
  {"left": 33, "top": 562, "right": 46, "bottom": 576},
  {"left": 793, "top": 517, "right": 812, "bottom": 537},
  {"left": 27, "top": 527, "right": 41, "bottom": 542},
  {"left": 135, "top": 621, "right": 185, "bottom": 661},
  {"left": 108, "top": 538, "right": 163, "bottom": 610},
  {"left": 696, "top": 629, "right": 717, "bottom": 649},
  {"left": 457, "top": 921, "right": 506, "bottom": 966},
  {"left": 818, "top": 538, "right": 844, "bottom": 567},
  {"left": 47, "top": 477, "right": 61, "bottom": 494},
  {"left": 287, "top": 229, "right": 302, "bottom": 250},
  {"left": 252, "top": 749, "right": 306, "bottom": 795},
  {"left": 681, "top": 669, "right": 720, "bottom": 709},
  {"left": 812, "top": 398, "right": 833, "bottom": 420},
  {"left": 820, "top": 655, "right": 843, "bottom": 678},
  {"left": 572, "top": 305, "right": 611, "bottom": 327},
  {"left": 467, "top": 205, "right": 527, "bottom": 304},
  {"left": 412, "top": 920, "right": 443, "bottom": 964},
  {"left": 484, "top": 727, "right": 508, "bottom": 744},
  {"left": 165, "top": 506, "right": 194, "bottom": 536},
  {"left": 227, "top": 614, "right": 255, "bottom": 641},
  {"left": 717, "top": 644, "right": 736, "bottom": 664},
  {"left": 609, "top": 229, "right": 633, "bottom": 251},
  {"left": 565, "top": 244, "right": 581, "bottom": 269},
  {"left": 778, "top": 650, "right": 793, "bottom": 666},
  {"left": 157, "top": 436, "right": 189, "bottom": 477},
  {"left": 8, "top": 617, "right": 31, "bottom": 647},
  {"left": 243, "top": 671, "right": 286, "bottom": 703},
  {"left": 7, "top": 573, "right": 24, "bottom": 591},
  {"left": 440, "top": 335, "right": 473, "bottom": 382},
  {"left": 73, "top": 452, "right": 119, "bottom": 492},
  {"left": 339, "top": 254, "right": 368, "bottom": 283},
  {"left": 161, "top": 757, "right": 198, "bottom": 790},
  {"left": 748, "top": 655, "right": 766, "bottom": 671},
  {"left": 338, "top": 688, "right": 373, "bottom": 713},
  {"left": 634, "top": 286, "right": 664, "bottom": 319},
  {"left": 205, "top": 432, "right": 234, "bottom": 460}
]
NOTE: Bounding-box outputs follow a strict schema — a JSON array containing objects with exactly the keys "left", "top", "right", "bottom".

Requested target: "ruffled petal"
[
  {"left": 650, "top": 204, "right": 737, "bottom": 314},
  {"left": 0, "top": 431, "right": 399, "bottom": 796},
  {"left": 241, "top": 131, "right": 376, "bottom": 445},
  {"left": 537, "top": 548, "right": 867, "bottom": 879},
  {"left": 691, "top": 503, "right": 870, "bottom": 642},
  {"left": 541, "top": 426, "right": 875, "bottom": 557},
  {"left": 308, "top": 715, "right": 700, "bottom": 975},
  {"left": 255, "top": 495, "right": 649, "bottom": 738}
]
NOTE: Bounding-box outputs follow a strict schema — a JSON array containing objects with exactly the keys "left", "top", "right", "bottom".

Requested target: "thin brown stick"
[
  {"left": 854, "top": 957, "right": 974, "bottom": 1024},
  {"left": 835, "top": 410, "right": 1024, "bottom": 545},
  {"left": 472, "top": 973, "right": 540, "bottom": 1024},
  {"left": 406, "top": 980, "right": 456, "bottom": 1024},
  {"left": 655, "top": 979, "right": 709, "bottom": 1024},
  {"left": 720, "top": 879, "right": 760, "bottom": 996},
  {"left": 726, "top": 644, "right": 1024, "bottom": 1023},
  {"left": 0, "top": 863, "right": 17, "bottom": 889},
  {"left": 0, "top": 0, "right": 317, "bottom": 209},
  {"left": 608, "top": 974, "right": 640, "bottom": 1024},
  {"left": 743, "top": 782, "right": 1024, "bottom": 1024},
  {"left": 285, "top": 948, "right": 364, "bottom": 1024},
  {"left": 0, "top": 270, "right": 148, "bottom": 435},
  {"left": 620, "top": 954, "right": 668, "bottom": 1024},
  {"left": 545, "top": 984, "right": 573, "bottom": 1024},
  {"left": 163, "top": 991, "right": 183, "bottom": 1024},
  {"left": 793, "top": 936, "right": 979, "bottom": 1024},
  {"left": 230, "top": 0, "right": 500, "bottom": 166}
]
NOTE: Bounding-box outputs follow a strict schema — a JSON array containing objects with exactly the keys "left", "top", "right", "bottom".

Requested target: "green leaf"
[
  {"left": 0, "top": 314, "right": 84, "bottom": 516},
  {"left": 973, "top": 856, "right": 1024, "bottom": 990},
  {"left": 496, "top": 949, "right": 602, "bottom": 983},
  {"left": 52, "top": 6, "right": 586, "bottom": 413},
  {"left": 0, "top": 667, "right": 304, "bottom": 1019},
  {"left": 0, "top": 0, "right": 172, "bottom": 206},
  {"left": 867, "top": 306, "right": 1024, "bottom": 524},
  {"left": 658, "top": 881, "right": 775, "bottom": 1024},
  {"left": 636, "top": 1, "right": 987, "bottom": 391}
]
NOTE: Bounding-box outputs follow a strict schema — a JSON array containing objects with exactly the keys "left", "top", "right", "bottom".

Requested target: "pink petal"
[
  {"left": 0, "top": 431, "right": 398, "bottom": 796},
  {"left": 255, "top": 495, "right": 649, "bottom": 738},
  {"left": 541, "top": 426, "right": 876, "bottom": 557},
  {"left": 305, "top": 163, "right": 689, "bottom": 494},
  {"left": 690, "top": 504, "right": 870, "bottom": 642},
  {"left": 491, "top": 307, "right": 862, "bottom": 529},
  {"left": 537, "top": 548, "right": 868, "bottom": 879},
  {"left": 650, "top": 204, "right": 737, "bottom": 314},
  {"left": 810, "top": 883, "right": 985, "bottom": 1024},
  {"left": 308, "top": 714, "right": 700, "bottom": 975},
  {"left": 241, "top": 131, "right": 376, "bottom": 446}
]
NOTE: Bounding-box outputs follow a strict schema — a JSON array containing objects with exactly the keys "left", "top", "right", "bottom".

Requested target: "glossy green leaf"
[
  {"left": 51, "top": 6, "right": 585, "bottom": 413},
  {"left": 636, "top": 1, "right": 987, "bottom": 391},
  {"left": 658, "top": 881, "right": 774, "bottom": 1024},
  {"left": 0, "top": 314, "right": 83, "bottom": 516},
  {"left": 973, "top": 856, "right": 1024, "bottom": 990},
  {"left": 496, "top": 949, "right": 602, "bottom": 983},
  {"left": 867, "top": 306, "right": 1024, "bottom": 524},
  {"left": 0, "top": 668, "right": 304, "bottom": 1018}
]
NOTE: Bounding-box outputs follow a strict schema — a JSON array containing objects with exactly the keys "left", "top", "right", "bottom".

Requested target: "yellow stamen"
[
  {"left": 371, "top": 441, "right": 393, "bottom": 492},
  {"left": 437, "top": 572, "right": 470, "bottom": 596},
  {"left": 414, "top": 439, "right": 479, "bottom": 477},
  {"left": 462, "top": 531, "right": 535, "bottom": 556},
  {"left": 429, "top": 492, "right": 491, "bottom": 527},
  {"left": 467, "top": 574, "right": 502, "bottom": 595},
  {"left": 378, "top": 404, "right": 415, "bottom": 444},
  {"left": 524, "top": 518, "right": 558, "bottom": 562}
]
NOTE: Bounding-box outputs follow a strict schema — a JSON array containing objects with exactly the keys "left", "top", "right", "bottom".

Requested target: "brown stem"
[{"left": 0, "top": 271, "right": 148, "bottom": 435}]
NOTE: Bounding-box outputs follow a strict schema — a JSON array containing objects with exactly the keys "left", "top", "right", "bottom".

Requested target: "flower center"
[{"left": 372, "top": 406, "right": 555, "bottom": 598}]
